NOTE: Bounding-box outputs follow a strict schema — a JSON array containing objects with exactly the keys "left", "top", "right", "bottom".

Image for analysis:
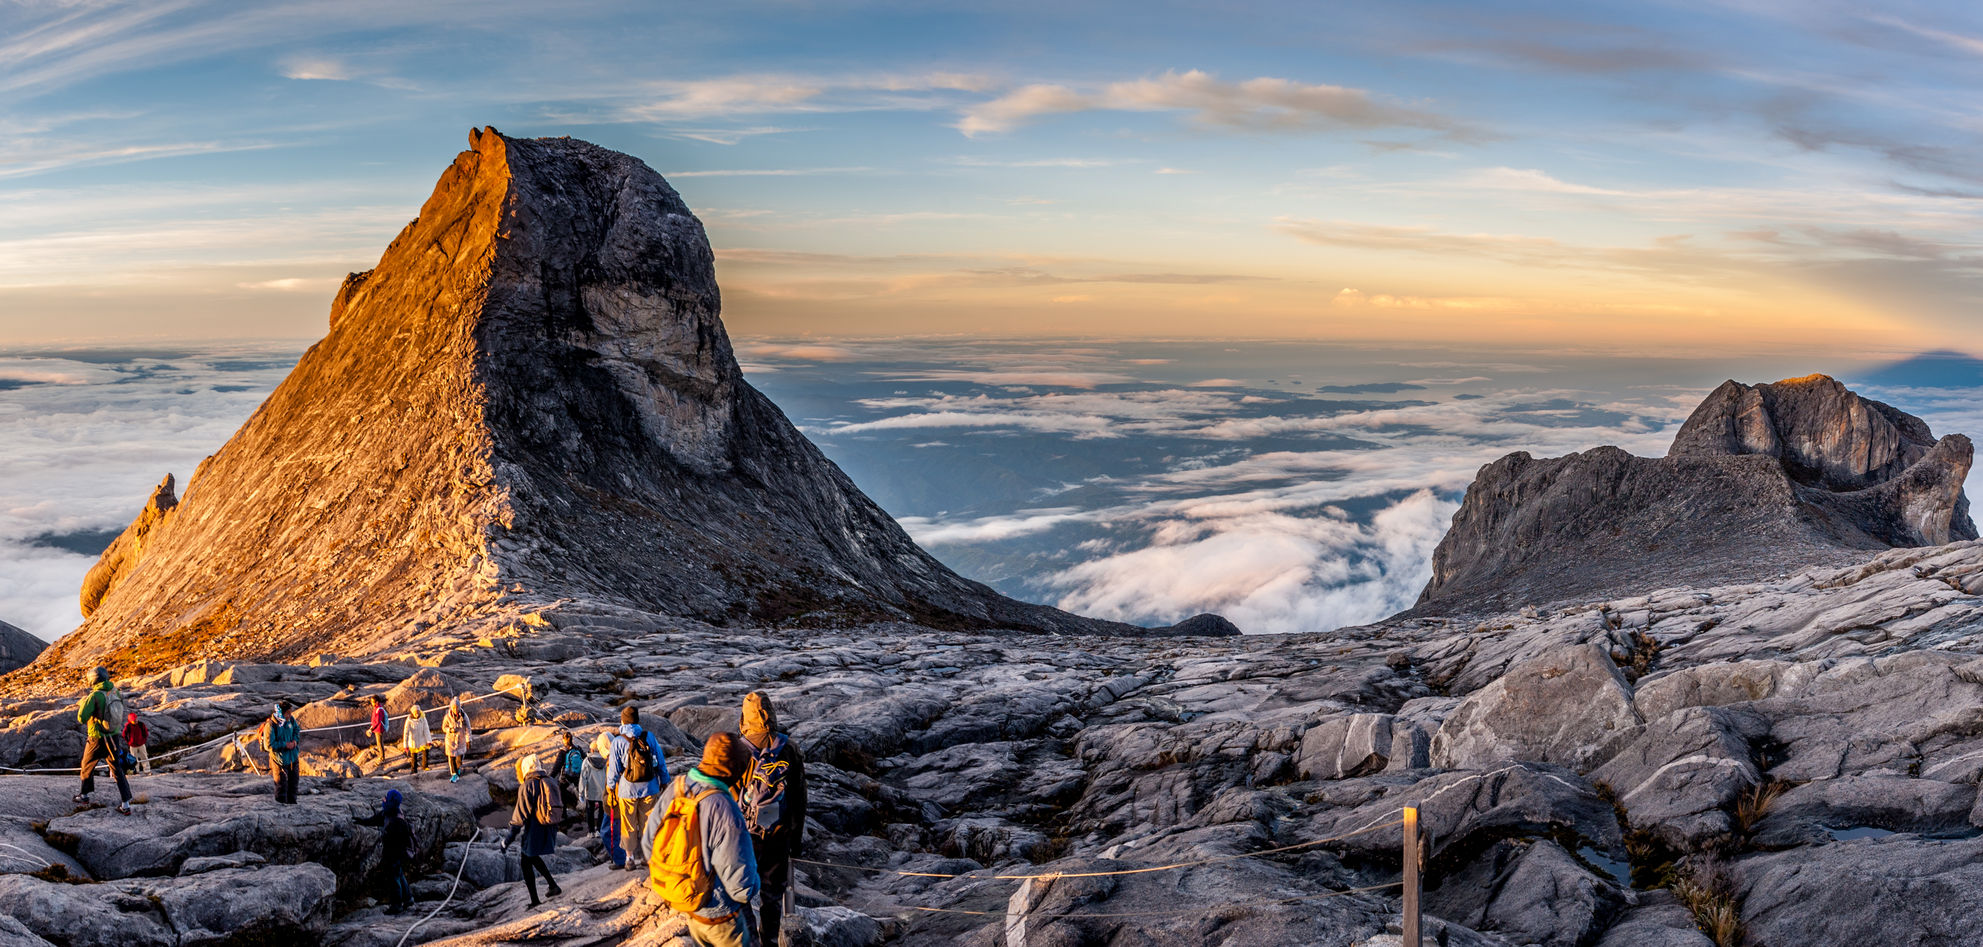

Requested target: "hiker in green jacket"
[
  {"left": 74, "top": 667, "right": 133, "bottom": 814},
  {"left": 261, "top": 700, "right": 303, "bottom": 804}
]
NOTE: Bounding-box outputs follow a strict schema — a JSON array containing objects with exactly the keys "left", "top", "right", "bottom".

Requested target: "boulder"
[
  {"left": 1297, "top": 714, "right": 1394, "bottom": 780},
  {"left": 1424, "top": 838, "right": 1625, "bottom": 947},
  {"left": 1751, "top": 775, "right": 1977, "bottom": 847},
  {"left": 1432, "top": 644, "right": 1642, "bottom": 772},
  {"left": 0, "top": 863, "right": 335, "bottom": 947},
  {"left": 1588, "top": 706, "right": 1766, "bottom": 848},
  {"left": 1735, "top": 834, "right": 1983, "bottom": 946},
  {"left": 0, "top": 621, "right": 45, "bottom": 675}
]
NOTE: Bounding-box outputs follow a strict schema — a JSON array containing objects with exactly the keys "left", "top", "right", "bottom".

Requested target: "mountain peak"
[{"left": 16, "top": 130, "right": 1212, "bottom": 684}]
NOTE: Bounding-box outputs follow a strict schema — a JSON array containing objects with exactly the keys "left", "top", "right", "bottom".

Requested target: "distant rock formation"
[
  {"left": 1415, "top": 374, "right": 1976, "bottom": 614},
  {"left": 0, "top": 621, "right": 44, "bottom": 675},
  {"left": 20, "top": 128, "right": 1224, "bottom": 683}
]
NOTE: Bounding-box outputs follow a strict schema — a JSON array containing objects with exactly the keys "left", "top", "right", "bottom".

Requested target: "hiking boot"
[
  {"left": 116, "top": 802, "right": 132, "bottom": 815},
  {"left": 546, "top": 882, "right": 563, "bottom": 898},
  {"left": 71, "top": 793, "right": 88, "bottom": 805},
  {"left": 450, "top": 774, "right": 459, "bottom": 783},
  {"left": 383, "top": 906, "right": 406, "bottom": 916}
]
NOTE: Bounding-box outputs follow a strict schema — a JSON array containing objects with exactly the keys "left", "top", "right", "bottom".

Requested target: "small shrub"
[
  {"left": 1733, "top": 780, "right": 1787, "bottom": 838},
  {"left": 1673, "top": 856, "right": 1745, "bottom": 947}
]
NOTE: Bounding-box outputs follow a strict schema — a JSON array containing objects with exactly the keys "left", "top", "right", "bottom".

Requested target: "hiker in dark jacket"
[
  {"left": 123, "top": 711, "right": 151, "bottom": 775},
  {"left": 653, "top": 733, "right": 761, "bottom": 947},
  {"left": 74, "top": 667, "right": 133, "bottom": 814},
  {"left": 555, "top": 730, "right": 585, "bottom": 822},
  {"left": 502, "top": 754, "right": 564, "bottom": 907},
  {"left": 357, "top": 788, "right": 415, "bottom": 915},
  {"left": 739, "top": 692, "right": 806, "bottom": 946},
  {"left": 260, "top": 700, "right": 302, "bottom": 804}
]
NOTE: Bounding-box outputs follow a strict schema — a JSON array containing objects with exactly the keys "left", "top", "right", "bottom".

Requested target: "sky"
[{"left": 3, "top": 0, "right": 1983, "bottom": 351}]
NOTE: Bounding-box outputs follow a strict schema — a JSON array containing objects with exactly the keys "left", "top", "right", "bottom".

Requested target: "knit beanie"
[
  {"left": 741, "top": 691, "right": 777, "bottom": 747},
  {"left": 621, "top": 705, "right": 640, "bottom": 726},
  {"left": 699, "top": 732, "right": 750, "bottom": 785}
]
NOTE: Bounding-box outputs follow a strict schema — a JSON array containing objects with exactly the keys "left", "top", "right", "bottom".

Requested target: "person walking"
[
  {"left": 261, "top": 700, "right": 302, "bottom": 804},
  {"left": 122, "top": 711, "right": 152, "bottom": 776},
  {"left": 556, "top": 731, "right": 585, "bottom": 821},
  {"left": 402, "top": 701, "right": 433, "bottom": 773},
  {"left": 357, "top": 788, "right": 415, "bottom": 915},
  {"left": 502, "top": 754, "right": 565, "bottom": 908},
  {"left": 650, "top": 733, "right": 761, "bottom": 947},
  {"left": 441, "top": 696, "right": 471, "bottom": 783},
  {"left": 366, "top": 695, "right": 388, "bottom": 766},
  {"left": 605, "top": 706, "right": 669, "bottom": 871},
  {"left": 73, "top": 667, "right": 133, "bottom": 814},
  {"left": 739, "top": 692, "right": 806, "bottom": 946},
  {"left": 579, "top": 735, "right": 609, "bottom": 835}
]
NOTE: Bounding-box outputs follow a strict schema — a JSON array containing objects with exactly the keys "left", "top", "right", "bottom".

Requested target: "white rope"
[{"left": 396, "top": 827, "right": 484, "bottom": 947}]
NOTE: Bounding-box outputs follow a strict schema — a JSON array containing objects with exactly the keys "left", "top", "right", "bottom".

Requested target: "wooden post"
[{"left": 1403, "top": 806, "right": 1422, "bottom": 947}]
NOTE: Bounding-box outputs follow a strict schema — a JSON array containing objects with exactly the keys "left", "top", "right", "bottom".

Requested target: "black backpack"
[{"left": 624, "top": 732, "right": 657, "bottom": 784}]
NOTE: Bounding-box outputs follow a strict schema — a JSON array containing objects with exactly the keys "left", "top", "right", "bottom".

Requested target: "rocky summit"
[
  {"left": 21, "top": 128, "right": 1210, "bottom": 689},
  {"left": 1416, "top": 373, "right": 1976, "bottom": 616},
  {"left": 5, "top": 132, "right": 1983, "bottom": 947}
]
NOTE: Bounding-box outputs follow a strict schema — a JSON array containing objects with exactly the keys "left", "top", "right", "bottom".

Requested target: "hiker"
[
  {"left": 650, "top": 733, "right": 761, "bottom": 947},
  {"left": 605, "top": 706, "right": 669, "bottom": 871},
  {"left": 402, "top": 700, "right": 433, "bottom": 773},
  {"left": 123, "top": 711, "right": 152, "bottom": 775},
  {"left": 579, "top": 733, "right": 610, "bottom": 834},
  {"left": 442, "top": 695, "right": 471, "bottom": 783},
  {"left": 357, "top": 788, "right": 415, "bottom": 915},
  {"left": 740, "top": 691, "right": 807, "bottom": 946},
  {"left": 261, "top": 700, "right": 302, "bottom": 804},
  {"left": 367, "top": 695, "right": 388, "bottom": 764},
  {"left": 73, "top": 667, "right": 133, "bottom": 814},
  {"left": 556, "top": 730, "right": 585, "bottom": 824},
  {"left": 513, "top": 678, "right": 536, "bottom": 725},
  {"left": 502, "top": 754, "right": 565, "bottom": 907}
]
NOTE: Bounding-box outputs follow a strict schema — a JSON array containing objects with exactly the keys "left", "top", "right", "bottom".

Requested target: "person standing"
[
  {"left": 650, "top": 734, "right": 760, "bottom": 947},
  {"left": 261, "top": 700, "right": 302, "bottom": 804},
  {"left": 739, "top": 692, "right": 806, "bottom": 947},
  {"left": 402, "top": 701, "right": 433, "bottom": 773},
  {"left": 441, "top": 696, "right": 471, "bottom": 783},
  {"left": 122, "top": 711, "right": 152, "bottom": 776},
  {"left": 502, "top": 754, "right": 565, "bottom": 908},
  {"left": 73, "top": 667, "right": 133, "bottom": 814},
  {"left": 605, "top": 706, "right": 668, "bottom": 871},
  {"left": 357, "top": 788, "right": 414, "bottom": 915},
  {"left": 579, "top": 734, "right": 609, "bottom": 835},
  {"left": 366, "top": 695, "right": 388, "bottom": 766}
]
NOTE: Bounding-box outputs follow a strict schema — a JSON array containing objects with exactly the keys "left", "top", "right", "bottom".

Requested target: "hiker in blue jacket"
[
  {"left": 604, "top": 705, "right": 669, "bottom": 870},
  {"left": 260, "top": 700, "right": 302, "bottom": 804},
  {"left": 654, "top": 733, "right": 761, "bottom": 947},
  {"left": 357, "top": 788, "right": 414, "bottom": 915}
]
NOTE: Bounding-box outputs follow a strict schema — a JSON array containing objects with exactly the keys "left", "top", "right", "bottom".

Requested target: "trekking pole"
[{"left": 1402, "top": 806, "right": 1421, "bottom": 947}]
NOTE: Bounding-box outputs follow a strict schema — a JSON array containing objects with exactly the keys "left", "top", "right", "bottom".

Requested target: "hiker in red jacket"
[
  {"left": 367, "top": 695, "right": 388, "bottom": 765},
  {"left": 122, "top": 712, "right": 151, "bottom": 775}
]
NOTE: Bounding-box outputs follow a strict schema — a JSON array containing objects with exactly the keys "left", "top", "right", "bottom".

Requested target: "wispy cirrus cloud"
[{"left": 955, "top": 69, "right": 1478, "bottom": 138}]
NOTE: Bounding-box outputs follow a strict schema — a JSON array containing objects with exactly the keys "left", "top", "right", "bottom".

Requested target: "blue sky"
[{"left": 3, "top": 0, "right": 1983, "bottom": 349}]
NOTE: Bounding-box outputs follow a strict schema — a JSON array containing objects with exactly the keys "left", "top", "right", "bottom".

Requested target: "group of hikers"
[
  {"left": 72, "top": 666, "right": 807, "bottom": 947},
  {"left": 359, "top": 693, "right": 806, "bottom": 947}
]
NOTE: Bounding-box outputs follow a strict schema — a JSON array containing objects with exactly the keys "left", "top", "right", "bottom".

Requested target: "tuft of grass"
[
  {"left": 1732, "top": 780, "right": 1787, "bottom": 838},
  {"left": 1673, "top": 856, "right": 1745, "bottom": 947}
]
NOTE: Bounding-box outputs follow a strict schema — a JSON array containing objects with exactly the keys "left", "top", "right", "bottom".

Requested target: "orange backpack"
[{"left": 648, "top": 776, "right": 720, "bottom": 913}]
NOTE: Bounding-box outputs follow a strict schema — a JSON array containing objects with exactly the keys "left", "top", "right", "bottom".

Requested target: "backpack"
[
  {"left": 648, "top": 777, "right": 719, "bottom": 912},
  {"left": 528, "top": 774, "right": 564, "bottom": 826},
  {"left": 623, "top": 732, "right": 657, "bottom": 785},
  {"left": 562, "top": 747, "right": 584, "bottom": 777},
  {"left": 741, "top": 736, "right": 790, "bottom": 837}
]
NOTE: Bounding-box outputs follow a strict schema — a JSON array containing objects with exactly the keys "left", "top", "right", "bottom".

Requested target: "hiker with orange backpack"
[
  {"left": 650, "top": 733, "right": 761, "bottom": 947},
  {"left": 739, "top": 692, "right": 806, "bottom": 947}
]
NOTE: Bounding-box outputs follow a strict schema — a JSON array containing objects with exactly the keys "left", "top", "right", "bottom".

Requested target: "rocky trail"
[{"left": 5, "top": 539, "right": 1983, "bottom": 945}]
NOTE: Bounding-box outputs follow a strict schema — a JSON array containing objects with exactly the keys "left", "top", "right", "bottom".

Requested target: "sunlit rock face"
[
  {"left": 16, "top": 129, "right": 1202, "bottom": 686},
  {"left": 1416, "top": 374, "right": 1975, "bottom": 616}
]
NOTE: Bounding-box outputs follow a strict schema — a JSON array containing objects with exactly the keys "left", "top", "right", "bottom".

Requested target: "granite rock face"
[
  {"left": 1417, "top": 374, "right": 1976, "bottom": 615},
  {"left": 0, "top": 620, "right": 44, "bottom": 675},
  {"left": 19, "top": 129, "right": 1217, "bottom": 685}
]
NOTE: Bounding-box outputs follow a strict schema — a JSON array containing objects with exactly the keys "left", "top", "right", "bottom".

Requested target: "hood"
[{"left": 741, "top": 691, "right": 777, "bottom": 744}]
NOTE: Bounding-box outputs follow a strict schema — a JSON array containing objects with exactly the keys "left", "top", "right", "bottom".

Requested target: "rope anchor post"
[{"left": 1402, "top": 806, "right": 1422, "bottom": 947}]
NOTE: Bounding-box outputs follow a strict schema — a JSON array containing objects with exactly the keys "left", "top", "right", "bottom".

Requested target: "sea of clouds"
[{"left": 2, "top": 339, "right": 1977, "bottom": 642}]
